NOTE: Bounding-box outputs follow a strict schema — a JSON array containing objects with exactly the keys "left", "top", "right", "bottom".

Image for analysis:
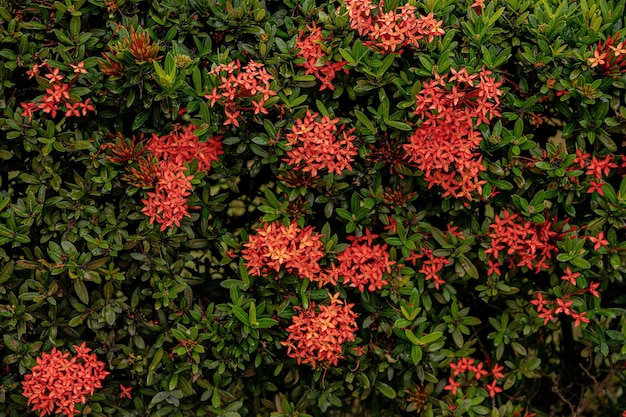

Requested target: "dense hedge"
[{"left": 1, "top": 0, "right": 626, "bottom": 416}]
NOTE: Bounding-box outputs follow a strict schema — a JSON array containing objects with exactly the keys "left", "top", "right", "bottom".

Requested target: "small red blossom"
[
  {"left": 204, "top": 60, "right": 276, "bottom": 126},
  {"left": 588, "top": 32, "right": 626, "bottom": 76},
  {"left": 561, "top": 267, "right": 581, "bottom": 286},
  {"left": 485, "top": 210, "right": 562, "bottom": 275},
  {"left": 119, "top": 384, "right": 132, "bottom": 399},
  {"left": 486, "top": 379, "right": 503, "bottom": 397},
  {"left": 587, "top": 231, "right": 609, "bottom": 251},
  {"left": 586, "top": 155, "right": 617, "bottom": 178},
  {"left": 342, "top": 0, "right": 445, "bottom": 53},
  {"left": 444, "top": 377, "right": 461, "bottom": 395},
  {"left": 138, "top": 124, "right": 223, "bottom": 230},
  {"left": 405, "top": 247, "right": 450, "bottom": 289},
  {"left": 403, "top": 68, "right": 503, "bottom": 200},
  {"left": 587, "top": 179, "right": 605, "bottom": 195}
]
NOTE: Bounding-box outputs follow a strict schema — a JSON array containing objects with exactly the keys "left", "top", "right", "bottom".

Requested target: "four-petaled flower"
[{"left": 119, "top": 384, "right": 132, "bottom": 399}]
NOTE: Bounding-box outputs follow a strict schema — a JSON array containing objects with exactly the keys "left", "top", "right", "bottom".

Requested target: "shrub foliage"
[{"left": 1, "top": 0, "right": 626, "bottom": 416}]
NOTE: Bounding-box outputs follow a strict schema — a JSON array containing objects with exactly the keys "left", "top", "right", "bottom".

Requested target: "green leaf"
[
  {"left": 74, "top": 279, "right": 89, "bottom": 304},
  {"left": 132, "top": 111, "right": 151, "bottom": 130},
  {"left": 253, "top": 318, "right": 279, "bottom": 328},
  {"left": 354, "top": 109, "right": 376, "bottom": 132},
  {"left": 230, "top": 304, "right": 250, "bottom": 326},
  {"left": 385, "top": 120, "right": 412, "bottom": 131},
  {"left": 375, "top": 381, "right": 396, "bottom": 399},
  {"left": 416, "top": 331, "right": 444, "bottom": 345},
  {"left": 458, "top": 254, "right": 478, "bottom": 279},
  {"left": 70, "top": 15, "right": 81, "bottom": 37},
  {"left": 192, "top": 66, "right": 203, "bottom": 95},
  {"left": 571, "top": 257, "right": 591, "bottom": 269},
  {"left": 404, "top": 329, "right": 420, "bottom": 345}
]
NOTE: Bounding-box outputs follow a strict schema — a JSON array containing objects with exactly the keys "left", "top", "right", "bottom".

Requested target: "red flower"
[
  {"left": 486, "top": 379, "right": 502, "bottom": 397},
  {"left": 296, "top": 23, "right": 348, "bottom": 91},
  {"left": 119, "top": 384, "right": 132, "bottom": 399},
  {"left": 325, "top": 230, "right": 395, "bottom": 291},
  {"left": 342, "top": 0, "right": 444, "bottom": 53},
  {"left": 284, "top": 110, "right": 358, "bottom": 177},
  {"left": 403, "top": 68, "right": 503, "bottom": 200},
  {"left": 444, "top": 377, "right": 461, "bottom": 395},
  {"left": 141, "top": 162, "right": 194, "bottom": 231},
  {"left": 561, "top": 267, "right": 581, "bottom": 286},
  {"left": 21, "top": 343, "right": 109, "bottom": 417},
  {"left": 281, "top": 296, "right": 358, "bottom": 368},
  {"left": 204, "top": 60, "right": 276, "bottom": 125},
  {"left": 242, "top": 220, "right": 325, "bottom": 283},
  {"left": 587, "top": 231, "right": 609, "bottom": 251}
]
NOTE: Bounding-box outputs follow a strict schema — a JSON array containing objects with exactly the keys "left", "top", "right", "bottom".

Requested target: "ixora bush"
[{"left": 1, "top": 0, "right": 626, "bottom": 415}]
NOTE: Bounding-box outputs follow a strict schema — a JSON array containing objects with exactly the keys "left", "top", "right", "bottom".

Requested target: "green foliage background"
[{"left": 0, "top": 0, "right": 626, "bottom": 416}]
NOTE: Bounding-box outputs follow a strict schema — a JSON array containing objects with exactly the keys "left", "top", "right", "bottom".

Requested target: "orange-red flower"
[
  {"left": 119, "top": 384, "right": 132, "bottom": 399},
  {"left": 588, "top": 33, "right": 626, "bottom": 76},
  {"left": 284, "top": 109, "right": 358, "bottom": 177},
  {"left": 281, "top": 296, "right": 358, "bottom": 367},
  {"left": 204, "top": 60, "right": 276, "bottom": 126},
  {"left": 325, "top": 230, "right": 394, "bottom": 292},
  {"left": 484, "top": 210, "right": 562, "bottom": 274},
  {"left": 296, "top": 23, "right": 348, "bottom": 90},
  {"left": 242, "top": 220, "right": 325, "bottom": 282},
  {"left": 19, "top": 61, "right": 94, "bottom": 120},
  {"left": 341, "top": 0, "right": 444, "bottom": 53},
  {"left": 403, "top": 67, "right": 503, "bottom": 200},
  {"left": 21, "top": 343, "right": 109, "bottom": 417},
  {"left": 141, "top": 161, "right": 195, "bottom": 231}
]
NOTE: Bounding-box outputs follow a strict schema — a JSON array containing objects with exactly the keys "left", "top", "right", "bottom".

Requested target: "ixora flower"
[
  {"left": 403, "top": 67, "right": 504, "bottom": 200},
  {"left": 341, "top": 0, "right": 444, "bottom": 53},
  {"left": 127, "top": 124, "right": 222, "bottom": 230},
  {"left": 284, "top": 109, "right": 358, "bottom": 177},
  {"left": 241, "top": 220, "right": 325, "bottom": 282},
  {"left": 324, "top": 230, "right": 395, "bottom": 292},
  {"left": 281, "top": 295, "right": 359, "bottom": 368},
  {"left": 295, "top": 22, "right": 348, "bottom": 91},
  {"left": 21, "top": 343, "right": 109, "bottom": 417},
  {"left": 20, "top": 61, "right": 95, "bottom": 120}
]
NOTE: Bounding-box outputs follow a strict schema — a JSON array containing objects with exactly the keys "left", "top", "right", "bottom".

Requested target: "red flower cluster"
[
  {"left": 484, "top": 210, "right": 562, "bottom": 274},
  {"left": 296, "top": 23, "right": 347, "bottom": 91},
  {"left": 205, "top": 60, "right": 276, "bottom": 127},
  {"left": 403, "top": 68, "right": 504, "bottom": 200},
  {"left": 141, "top": 161, "right": 195, "bottom": 230},
  {"left": 445, "top": 357, "right": 505, "bottom": 398},
  {"left": 573, "top": 149, "right": 618, "bottom": 196},
  {"left": 241, "top": 220, "right": 325, "bottom": 281},
  {"left": 284, "top": 110, "right": 358, "bottom": 177},
  {"left": 325, "top": 230, "right": 394, "bottom": 292},
  {"left": 21, "top": 343, "right": 109, "bottom": 417},
  {"left": 139, "top": 124, "right": 222, "bottom": 230},
  {"left": 531, "top": 289, "right": 594, "bottom": 327},
  {"left": 342, "top": 0, "right": 445, "bottom": 53},
  {"left": 530, "top": 266, "right": 599, "bottom": 327},
  {"left": 20, "top": 61, "right": 94, "bottom": 120},
  {"left": 405, "top": 246, "right": 451, "bottom": 289},
  {"left": 281, "top": 295, "right": 358, "bottom": 367},
  {"left": 146, "top": 123, "right": 223, "bottom": 173},
  {"left": 587, "top": 32, "right": 626, "bottom": 77}
]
